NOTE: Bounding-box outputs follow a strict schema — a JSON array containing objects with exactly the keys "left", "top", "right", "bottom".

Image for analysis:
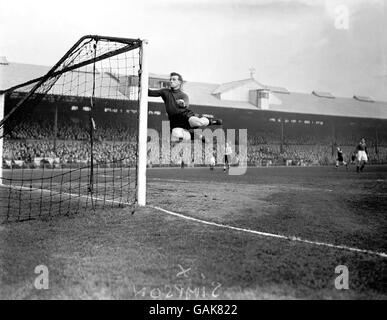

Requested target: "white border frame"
[{"left": 0, "top": 93, "right": 4, "bottom": 185}]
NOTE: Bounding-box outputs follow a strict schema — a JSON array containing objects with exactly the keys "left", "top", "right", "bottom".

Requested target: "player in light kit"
[
  {"left": 335, "top": 147, "right": 348, "bottom": 170},
  {"left": 209, "top": 153, "right": 216, "bottom": 170},
  {"left": 148, "top": 72, "right": 222, "bottom": 142},
  {"left": 224, "top": 142, "right": 232, "bottom": 172},
  {"left": 355, "top": 137, "right": 368, "bottom": 173}
]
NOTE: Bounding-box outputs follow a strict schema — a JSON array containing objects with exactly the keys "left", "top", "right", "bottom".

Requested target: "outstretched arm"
[{"left": 148, "top": 89, "right": 163, "bottom": 97}]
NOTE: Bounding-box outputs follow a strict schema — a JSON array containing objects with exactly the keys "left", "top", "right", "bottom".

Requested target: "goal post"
[
  {"left": 0, "top": 35, "right": 149, "bottom": 222},
  {"left": 137, "top": 39, "right": 149, "bottom": 206}
]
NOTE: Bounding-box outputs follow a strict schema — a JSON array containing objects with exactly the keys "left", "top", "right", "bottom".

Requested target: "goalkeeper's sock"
[
  {"left": 209, "top": 118, "right": 223, "bottom": 126},
  {"left": 189, "top": 130, "right": 206, "bottom": 143}
]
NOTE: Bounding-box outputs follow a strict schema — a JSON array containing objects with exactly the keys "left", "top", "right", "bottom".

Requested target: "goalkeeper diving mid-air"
[{"left": 148, "top": 72, "right": 222, "bottom": 142}]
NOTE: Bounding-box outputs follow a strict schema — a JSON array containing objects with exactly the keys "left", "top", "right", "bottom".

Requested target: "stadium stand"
[{"left": 1, "top": 60, "right": 387, "bottom": 168}]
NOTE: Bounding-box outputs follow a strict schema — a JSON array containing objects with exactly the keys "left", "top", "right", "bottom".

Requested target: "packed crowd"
[
  {"left": 249, "top": 144, "right": 337, "bottom": 166},
  {"left": 6, "top": 115, "right": 138, "bottom": 142},
  {"left": 4, "top": 138, "right": 387, "bottom": 168},
  {"left": 247, "top": 141, "right": 387, "bottom": 166},
  {"left": 3, "top": 140, "right": 138, "bottom": 167},
  {"left": 2, "top": 116, "right": 387, "bottom": 167}
]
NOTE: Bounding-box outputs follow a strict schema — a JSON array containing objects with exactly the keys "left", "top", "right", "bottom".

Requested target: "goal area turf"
[{"left": 1, "top": 165, "right": 386, "bottom": 299}]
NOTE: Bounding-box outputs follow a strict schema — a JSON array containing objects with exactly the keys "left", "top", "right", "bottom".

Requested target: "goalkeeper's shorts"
[{"left": 171, "top": 127, "right": 191, "bottom": 142}]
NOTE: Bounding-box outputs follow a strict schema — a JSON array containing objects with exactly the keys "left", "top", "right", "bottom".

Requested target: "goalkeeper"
[{"left": 148, "top": 72, "right": 222, "bottom": 141}]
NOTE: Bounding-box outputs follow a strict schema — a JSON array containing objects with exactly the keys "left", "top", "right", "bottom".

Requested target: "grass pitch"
[{"left": 0, "top": 165, "right": 386, "bottom": 299}]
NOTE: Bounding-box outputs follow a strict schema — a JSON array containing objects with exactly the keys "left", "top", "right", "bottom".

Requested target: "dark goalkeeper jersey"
[{"left": 148, "top": 88, "right": 195, "bottom": 130}]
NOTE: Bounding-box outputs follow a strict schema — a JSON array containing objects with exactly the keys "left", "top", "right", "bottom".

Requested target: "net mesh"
[{"left": 0, "top": 36, "right": 143, "bottom": 223}]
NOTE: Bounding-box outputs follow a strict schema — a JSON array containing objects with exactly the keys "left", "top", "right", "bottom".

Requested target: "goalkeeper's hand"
[{"left": 176, "top": 99, "right": 186, "bottom": 108}]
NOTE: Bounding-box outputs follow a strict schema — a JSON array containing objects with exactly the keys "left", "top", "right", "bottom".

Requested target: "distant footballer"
[
  {"left": 355, "top": 138, "right": 368, "bottom": 173},
  {"left": 335, "top": 147, "right": 348, "bottom": 170},
  {"left": 224, "top": 142, "right": 232, "bottom": 172},
  {"left": 209, "top": 152, "right": 216, "bottom": 171}
]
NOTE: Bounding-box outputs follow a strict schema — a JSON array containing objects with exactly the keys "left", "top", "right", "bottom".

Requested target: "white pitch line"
[
  {"left": 0, "top": 183, "right": 126, "bottom": 205},
  {"left": 150, "top": 205, "right": 387, "bottom": 259},
  {"left": 2, "top": 183, "right": 386, "bottom": 259},
  {"left": 149, "top": 178, "right": 193, "bottom": 183}
]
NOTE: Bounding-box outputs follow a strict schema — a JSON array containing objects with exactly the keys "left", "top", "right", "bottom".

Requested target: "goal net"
[{"left": 0, "top": 35, "right": 148, "bottom": 223}]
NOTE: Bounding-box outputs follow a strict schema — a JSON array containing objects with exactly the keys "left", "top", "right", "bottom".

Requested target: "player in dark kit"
[
  {"left": 350, "top": 152, "right": 356, "bottom": 164},
  {"left": 346, "top": 151, "right": 357, "bottom": 169},
  {"left": 335, "top": 147, "right": 348, "bottom": 170},
  {"left": 148, "top": 72, "right": 222, "bottom": 142},
  {"left": 355, "top": 138, "right": 368, "bottom": 173}
]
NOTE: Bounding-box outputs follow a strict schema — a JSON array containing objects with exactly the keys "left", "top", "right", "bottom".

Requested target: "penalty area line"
[{"left": 150, "top": 205, "right": 387, "bottom": 259}]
